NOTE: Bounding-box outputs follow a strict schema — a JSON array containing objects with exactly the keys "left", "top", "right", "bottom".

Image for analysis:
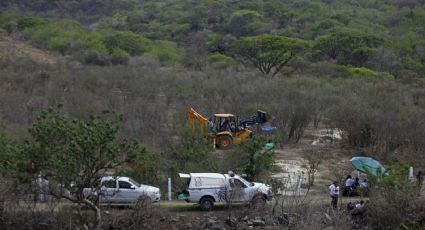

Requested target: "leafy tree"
[
  {"left": 225, "top": 138, "right": 276, "bottom": 181},
  {"left": 169, "top": 125, "right": 216, "bottom": 173},
  {"left": 205, "top": 33, "right": 225, "bottom": 53},
  {"left": 232, "top": 34, "right": 309, "bottom": 77},
  {"left": 313, "top": 30, "right": 384, "bottom": 66},
  {"left": 102, "top": 31, "right": 153, "bottom": 55},
  {"left": 110, "top": 47, "right": 130, "bottom": 65},
  {"left": 367, "top": 163, "right": 424, "bottom": 229},
  {"left": 305, "top": 18, "right": 343, "bottom": 39},
  {"left": 0, "top": 133, "right": 20, "bottom": 175},
  {"left": 207, "top": 53, "right": 235, "bottom": 69},
  {"left": 21, "top": 107, "right": 143, "bottom": 229},
  {"left": 226, "top": 10, "right": 263, "bottom": 37},
  {"left": 117, "top": 146, "right": 163, "bottom": 186},
  {"left": 145, "top": 41, "right": 182, "bottom": 65}
]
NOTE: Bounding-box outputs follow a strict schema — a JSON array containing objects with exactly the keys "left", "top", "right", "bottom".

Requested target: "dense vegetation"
[
  {"left": 0, "top": 1, "right": 424, "bottom": 229},
  {"left": 1, "top": 0, "right": 424, "bottom": 77},
  {"left": 0, "top": 0, "right": 424, "bottom": 181}
]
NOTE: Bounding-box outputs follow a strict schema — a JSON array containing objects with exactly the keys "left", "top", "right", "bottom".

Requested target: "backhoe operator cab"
[
  {"left": 187, "top": 107, "right": 269, "bottom": 150},
  {"left": 178, "top": 173, "right": 273, "bottom": 211},
  {"left": 211, "top": 113, "right": 252, "bottom": 149}
]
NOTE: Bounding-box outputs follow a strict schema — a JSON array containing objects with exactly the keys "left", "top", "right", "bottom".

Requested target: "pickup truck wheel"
[
  {"left": 250, "top": 195, "right": 266, "bottom": 209},
  {"left": 135, "top": 195, "right": 152, "bottom": 209},
  {"left": 200, "top": 197, "right": 214, "bottom": 211},
  {"left": 216, "top": 135, "right": 233, "bottom": 150},
  {"left": 134, "top": 195, "right": 153, "bottom": 217}
]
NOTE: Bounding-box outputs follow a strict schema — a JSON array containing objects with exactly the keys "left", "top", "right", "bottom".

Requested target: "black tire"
[
  {"left": 134, "top": 195, "right": 153, "bottom": 217},
  {"left": 250, "top": 194, "right": 266, "bottom": 209},
  {"left": 199, "top": 197, "right": 214, "bottom": 211},
  {"left": 135, "top": 195, "right": 152, "bottom": 209},
  {"left": 216, "top": 135, "right": 233, "bottom": 150}
]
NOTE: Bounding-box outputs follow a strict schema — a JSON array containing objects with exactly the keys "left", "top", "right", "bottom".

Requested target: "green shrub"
[
  {"left": 110, "top": 48, "right": 130, "bottom": 65},
  {"left": 102, "top": 31, "right": 153, "bottom": 55},
  {"left": 47, "top": 30, "right": 84, "bottom": 54},
  {"left": 83, "top": 32, "right": 109, "bottom": 55},
  {"left": 227, "top": 10, "right": 263, "bottom": 36},
  {"left": 145, "top": 41, "right": 182, "bottom": 65},
  {"left": 402, "top": 57, "right": 425, "bottom": 75},
  {"left": 23, "top": 23, "right": 61, "bottom": 47},
  {"left": 205, "top": 34, "right": 224, "bottom": 53},
  {"left": 17, "top": 16, "right": 47, "bottom": 30},
  {"left": 207, "top": 53, "right": 235, "bottom": 69},
  {"left": 84, "top": 51, "right": 110, "bottom": 66},
  {"left": 334, "top": 65, "right": 394, "bottom": 79}
]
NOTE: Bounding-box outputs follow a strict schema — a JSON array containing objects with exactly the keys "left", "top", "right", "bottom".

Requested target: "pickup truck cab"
[
  {"left": 178, "top": 173, "right": 273, "bottom": 211},
  {"left": 83, "top": 176, "right": 160, "bottom": 204}
]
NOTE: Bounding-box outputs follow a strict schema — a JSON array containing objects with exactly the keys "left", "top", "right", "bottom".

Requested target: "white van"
[{"left": 178, "top": 173, "right": 273, "bottom": 211}]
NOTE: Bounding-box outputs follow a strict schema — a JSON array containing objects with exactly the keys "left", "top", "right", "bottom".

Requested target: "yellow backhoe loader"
[{"left": 187, "top": 107, "right": 268, "bottom": 149}]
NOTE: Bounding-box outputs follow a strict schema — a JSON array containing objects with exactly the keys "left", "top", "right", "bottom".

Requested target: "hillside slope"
[{"left": 0, "top": 34, "right": 56, "bottom": 65}]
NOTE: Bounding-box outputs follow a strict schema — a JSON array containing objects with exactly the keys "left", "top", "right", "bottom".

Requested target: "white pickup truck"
[
  {"left": 83, "top": 176, "right": 160, "bottom": 204},
  {"left": 178, "top": 173, "right": 273, "bottom": 211}
]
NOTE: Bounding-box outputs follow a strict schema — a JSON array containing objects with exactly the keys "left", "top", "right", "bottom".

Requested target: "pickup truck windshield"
[
  {"left": 238, "top": 177, "right": 254, "bottom": 187},
  {"left": 129, "top": 178, "right": 140, "bottom": 187}
]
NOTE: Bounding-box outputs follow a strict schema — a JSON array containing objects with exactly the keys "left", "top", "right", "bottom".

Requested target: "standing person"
[
  {"left": 343, "top": 175, "right": 353, "bottom": 196},
  {"left": 42, "top": 176, "right": 49, "bottom": 203},
  {"left": 329, "top": 181, "right": 339, "bottom": 209},
  {"left": 416, "top": 171, "right": 424, "bottom": 186},
  {"left": 36, "top": 174, "right": 43, "bottom": 202},
  {"left": 354, "top": 177, "right": 360, "bottom": 188},
  {"left": 207, "top": 118, "right": 214, "bottom": 132},
  {"left": 345, "top": 175, "right": 353, "bottom": 188},
  {"left": 360, "top": 179, "right": 368, "bottom": 188}
]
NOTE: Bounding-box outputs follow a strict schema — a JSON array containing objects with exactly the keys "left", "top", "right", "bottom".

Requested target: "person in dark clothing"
[
  {"left": 354, "top": 177, "right": 360, "bottom": 188},
  {"left": 417, "top": 171, "right": 424, "bottom": 187},
  {"left": 220, "top": 119, "right": 230, "bottom": 131}
]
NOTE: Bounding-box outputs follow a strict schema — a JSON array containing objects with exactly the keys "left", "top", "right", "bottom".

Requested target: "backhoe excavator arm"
[{"left": 187, "top": 107, "right": 208, "bottom": 136}]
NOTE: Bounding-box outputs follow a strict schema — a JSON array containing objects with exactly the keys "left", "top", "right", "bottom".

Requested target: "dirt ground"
[{"left": 0, "top": 34, "right": 57, "bottom": 65}]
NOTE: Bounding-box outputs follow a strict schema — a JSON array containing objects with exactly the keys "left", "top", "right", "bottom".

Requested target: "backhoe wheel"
[{"left": 216, "top": 135, "right": 233, "bottom": 150}]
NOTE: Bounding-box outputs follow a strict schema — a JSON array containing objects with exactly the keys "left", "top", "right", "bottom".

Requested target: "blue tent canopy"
[{"left": 350, "top": 156, "right": 388, "bottom": 177}]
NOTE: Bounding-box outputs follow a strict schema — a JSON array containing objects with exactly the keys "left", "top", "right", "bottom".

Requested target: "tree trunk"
[{"left": 82, "top": 198, "right": 101, "bottom": 230}]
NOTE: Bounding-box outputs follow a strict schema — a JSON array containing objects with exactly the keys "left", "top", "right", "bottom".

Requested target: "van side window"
[{"left": 231, "top": 179, "right": 244, "bottom": 188}]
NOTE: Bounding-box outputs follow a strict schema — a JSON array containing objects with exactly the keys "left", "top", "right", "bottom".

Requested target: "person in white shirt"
[
  {"left": 345, "top": 175, "right": 353, "bottom": 188},
  {"left": 355, "top": 200, "right": 364, "bottom": 209},
  {"left": 329, "top": 181, "right": 339, "bottom": 209},
  {"left": 360, "top": 179, "right": 368, "bottom": 188}
]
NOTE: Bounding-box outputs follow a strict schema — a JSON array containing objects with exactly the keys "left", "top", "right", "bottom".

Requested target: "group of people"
[
  {"left": 347, "top": 200, "right": 365, "bottom": 211},
  {"left": 343, "top": 175, "right": 368, "bottom": 196},
  {"left": 328, "top": 176, "right": 368, "bottom": 210}
]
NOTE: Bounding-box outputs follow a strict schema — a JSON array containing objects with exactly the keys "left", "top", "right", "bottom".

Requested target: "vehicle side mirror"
[{"left": 130, "top": 185, "right": 136, "bottom": 189}]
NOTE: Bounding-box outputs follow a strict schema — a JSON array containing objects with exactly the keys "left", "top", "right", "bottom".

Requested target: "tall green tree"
[
  {"left": 232, "top": 34, "right": 309, "bottom": 77},
  {"left": 22, "top": 107, "right": 143, "bottom": 229},
  {"left": 313, "top": 30, "right": 383, "bottom": 67},
  {"left": 225, "top": 138, "right": 276, "bottom": 181}
]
